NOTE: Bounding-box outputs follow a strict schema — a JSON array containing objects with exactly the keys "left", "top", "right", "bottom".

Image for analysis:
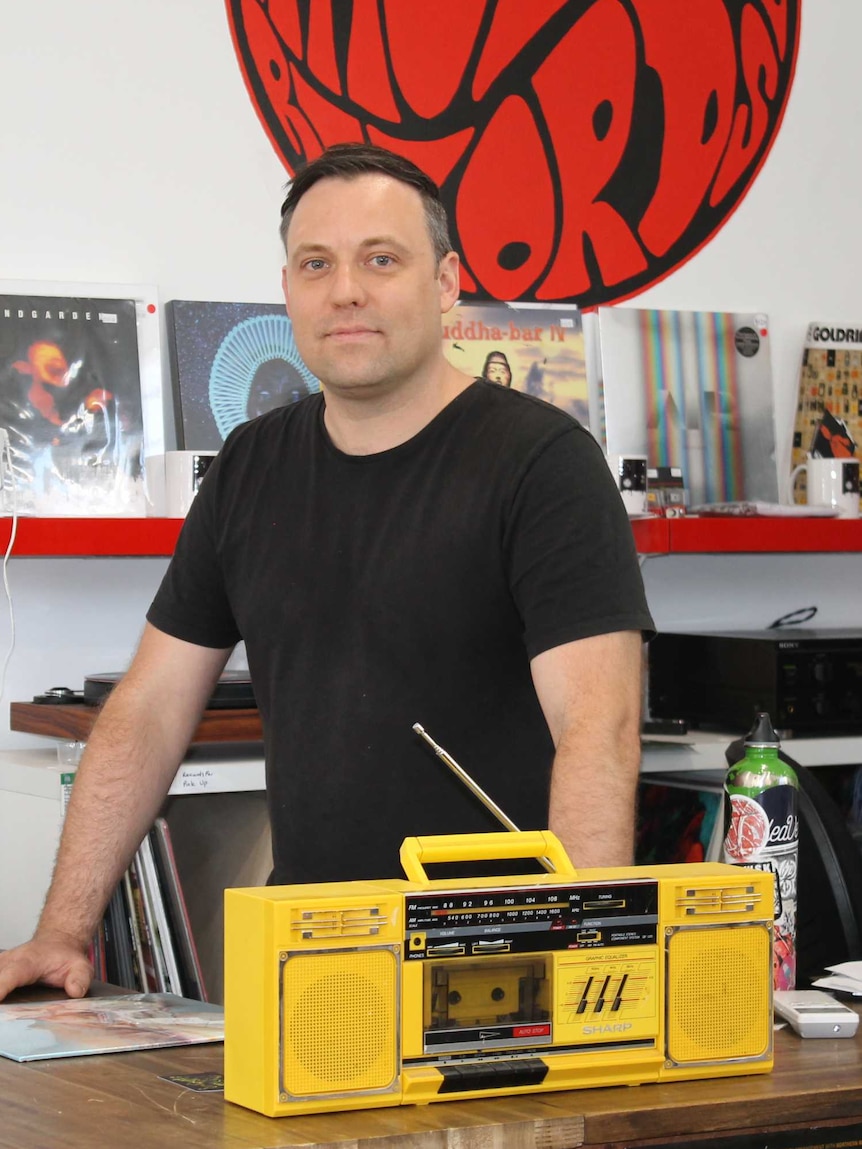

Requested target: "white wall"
[
  {"left": 1, "top": 1, "right": 861, "bottom": 748},
  {"left": 1, "top": 3, "right": 286, "bottom": 302},
  {"left": 0, "top": 559, "right": 168, "bottom": 749},
  {"left": 634, "top": 3, "right": 860, "bottom": 473}
]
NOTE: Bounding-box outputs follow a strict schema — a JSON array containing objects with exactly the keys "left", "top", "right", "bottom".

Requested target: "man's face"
[{"left": 282, "top": 174, "right": 459, "bottom": 398}]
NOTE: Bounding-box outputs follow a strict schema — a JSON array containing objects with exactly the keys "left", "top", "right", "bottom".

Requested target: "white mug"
[
  {"left": 790, "top": 456, "right": 860, "bottom": 518},
  {"left": 606, "top": 453, "right": 648, "bottom": 516}
]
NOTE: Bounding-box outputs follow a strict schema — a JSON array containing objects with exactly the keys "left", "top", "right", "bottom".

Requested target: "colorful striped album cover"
[{"left": 595, "top": 308, "right": 778, "bottom": 507}]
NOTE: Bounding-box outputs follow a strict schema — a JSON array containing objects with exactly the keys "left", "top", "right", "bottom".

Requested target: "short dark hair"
[{"left": 279, "top": 143, "right": 452, "bottom": 263}]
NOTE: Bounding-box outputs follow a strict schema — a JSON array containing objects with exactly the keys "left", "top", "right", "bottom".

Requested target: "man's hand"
[{"left": 0, "top": 930, "right": 93, "bottom": 1003}]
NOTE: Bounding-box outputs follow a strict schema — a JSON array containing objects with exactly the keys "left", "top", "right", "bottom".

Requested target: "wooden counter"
[{"left": 0, "top": 986, "right": 860, "bottom": 1149}]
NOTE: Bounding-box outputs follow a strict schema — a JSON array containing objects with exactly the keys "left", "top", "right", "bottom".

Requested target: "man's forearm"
[
  {"left": 548, "top": 723, "right": 643, "bottom": 869},
  {"left": 0, "top": 626, "right": 231, "bottom": 1003},
  {"left": 531, "top": 631, "right": 645, "bottom": 871},
  {"left": 37, "top": 686, "right": 198, "bottom": 946}
]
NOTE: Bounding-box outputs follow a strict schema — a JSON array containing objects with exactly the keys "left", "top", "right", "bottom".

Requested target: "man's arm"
[
  {"left": 531, "top": 630, "right": 644, "bottom": 869},
  {"left": 0, "top": 623, "right": 232, "bottom": 1002}
]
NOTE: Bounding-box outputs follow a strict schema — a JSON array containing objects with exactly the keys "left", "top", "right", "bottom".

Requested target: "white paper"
[
  {"left": 690, "top": 501, "right": 838, "bottom": 518},
  {"left": 812, "top": 974, "right": 862, "bottom": 996},
  {"left": 826, "top": 960, "right": 862, "bottom": 981}
]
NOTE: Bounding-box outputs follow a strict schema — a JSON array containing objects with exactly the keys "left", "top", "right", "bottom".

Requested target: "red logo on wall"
[{"left": 226, "top": 0, "right": 800, "bottom": 307}]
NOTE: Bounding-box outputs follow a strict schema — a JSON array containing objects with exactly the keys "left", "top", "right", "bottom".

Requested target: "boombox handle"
[{"left": 399, "top": 830, "right": 577, "bottom": 885}]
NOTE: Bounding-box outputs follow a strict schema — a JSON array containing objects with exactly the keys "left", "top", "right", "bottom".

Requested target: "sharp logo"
[{"left": 583, "top": 1022, "right": 633, "bottom": 1036}]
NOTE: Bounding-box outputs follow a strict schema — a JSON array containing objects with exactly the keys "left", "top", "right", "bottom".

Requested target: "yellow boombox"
[{"left": 224, "top": 830, "right": 774, "bottom": 1118}]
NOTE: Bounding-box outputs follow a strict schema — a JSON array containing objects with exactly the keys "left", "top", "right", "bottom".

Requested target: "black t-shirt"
[{"left": 148, "top": 380, "right": 654, "bottom": 883}]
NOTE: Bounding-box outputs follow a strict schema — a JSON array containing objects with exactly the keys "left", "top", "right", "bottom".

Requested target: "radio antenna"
[
  {"left": 412, "top": 723, "right": 557, "bottom": 873},
  {"left": 412, "top": 722, "right": 521, "bottom": 832}
]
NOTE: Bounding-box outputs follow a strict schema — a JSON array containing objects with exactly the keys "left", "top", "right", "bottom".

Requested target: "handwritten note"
[{"left": 178, "top": 767, "right": 217, "bottom": 793}]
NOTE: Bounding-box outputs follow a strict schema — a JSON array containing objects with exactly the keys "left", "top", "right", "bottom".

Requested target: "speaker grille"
[
  {"left": 666, "top": 924, "right": 771, "bottom": 1065},
  {"left": 281, "top": 948, "right": 399, "bottom": 1097}
]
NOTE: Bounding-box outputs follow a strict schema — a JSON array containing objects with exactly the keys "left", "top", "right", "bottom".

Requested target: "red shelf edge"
[
  {"left": 0, "top": 517, "right": 183, "bottom": 557},
  {"left": 0, "top": 515, "right": 860, "bottom": 558},
  {"left": 630, "top": 517, "right": 670, "bottom": 554},
  {"left": 666, "top": 516, "right": 862, "bottom": 554}
]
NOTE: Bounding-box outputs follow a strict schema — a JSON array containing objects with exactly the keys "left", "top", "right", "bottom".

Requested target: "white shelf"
[
  {"left": 0, "top": 745, "right": 266, "bottom": 800},
  {"left": 0, "top": 749, "right": 62, "bottom": 796},
  {"left": 642, "top": 731, "right": 862, "bottom": 774},
  {"left": 3, "top": 736, "right": 858, "bottom": 800}
]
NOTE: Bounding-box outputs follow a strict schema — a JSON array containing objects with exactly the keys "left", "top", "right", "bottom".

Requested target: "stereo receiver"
[
  {"left": 224, "top": 830, "right": 774, "bottom": 1118},
  {"left": 648, "top": 628, "right": 862, "bottom": 734}
]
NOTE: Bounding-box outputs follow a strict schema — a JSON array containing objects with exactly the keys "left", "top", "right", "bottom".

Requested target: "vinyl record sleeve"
[
  {"left": 597, "top": 307, "right": 778, "bottom": 506},
  {"left": 791, "top": 323, "right": 862, "bottom": 501},
  {"left": 137, "top": 835, "right": 183, "bottom": 997},
  {"left": 122, "top": 869, "right": 147, "bottom": 992},
  {"left": 442, "top": 301, "right": 588, "bottom": 427},
  {"left": 152, "top": 818, "right": 208, "bottom": 1002},
  {"left": 0, "top": 294, "right": 146, "bottom": 514},
  {"left": 0, "top": 994, "right": 223, "bottom": 1062},
  {"left": 127, "top": 857, "right": 159, "bottom": 992},
  {"left": 104, "top": 884, "right": 136, "bottom": 991},
  {"left": 166, "top": 299, "right": 319, "bottom": 450},
  {"left": 636, "top": 776, "right": 724, "bottom": 865},
  {"left": 134, "top": 841, "right": 168, "bottom": 994}
]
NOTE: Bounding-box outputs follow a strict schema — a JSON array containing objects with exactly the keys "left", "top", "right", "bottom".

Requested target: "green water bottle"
[{"left": 721, "top": 712, "right": 798, "bottom": 990}]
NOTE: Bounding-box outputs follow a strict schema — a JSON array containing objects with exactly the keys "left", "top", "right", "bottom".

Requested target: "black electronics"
[
  {"left": 83, "top": 671, "right": 256, "bottom": 710},
  {"left": 648, "top": 628, "right": 862, "bottom": 735},
  {"left": 32, "top": 686, "right": 85, "bottom": 705}
]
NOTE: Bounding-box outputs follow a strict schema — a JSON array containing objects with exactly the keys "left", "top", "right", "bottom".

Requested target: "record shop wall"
[{"left": 0, "top": 1, "right": 858, "bottom": 748}]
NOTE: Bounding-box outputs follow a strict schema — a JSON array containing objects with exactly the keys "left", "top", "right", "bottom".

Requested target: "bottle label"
[
  {"left": 723, "top": 785, "right": 798, "bottom": 863},
  {"left": 722, "top": 785, "right": 798, "bottom": 991}
]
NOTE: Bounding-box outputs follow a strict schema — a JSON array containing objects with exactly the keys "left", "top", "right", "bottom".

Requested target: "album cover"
[
  {"left": 791, "top": 322, "right": 862, "bottom": 500},
  {"left": 442, "top": 301, "right": 588, "bottom": 427},
  {"left": 0, "top": 294, "right": 146, "bottom": 515},
  {"left": 0, "top": 993, "right": 223, "bottom": 1062},
  {"left": 596, "top": 308, "right": 779, "bottom": 506},
  {"left": 166, "top": 300, "right": 320, "bottom": 450},
  {"left": 152, "top": 817, "right": 208, "bottom": 1002},
  {"left": 636, "top": 777, "right": 724, "bottom": 865}
]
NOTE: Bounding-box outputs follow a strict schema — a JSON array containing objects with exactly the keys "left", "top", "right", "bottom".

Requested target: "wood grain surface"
[
  {"left": 0, "top": 986, "right": 860, "bottom": 1149},
  {"left": 9, "top": 702, "right": 263, "bottom": 744}
]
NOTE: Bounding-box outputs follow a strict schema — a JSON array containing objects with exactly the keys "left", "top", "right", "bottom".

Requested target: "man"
[{"left": 0, "top": 143, "right": 653, "bottom": 1003}]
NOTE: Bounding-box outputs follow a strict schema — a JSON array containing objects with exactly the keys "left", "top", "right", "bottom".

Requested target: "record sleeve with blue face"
[{"left": 166, "top": 300, "right": 320, "bottom": 451}]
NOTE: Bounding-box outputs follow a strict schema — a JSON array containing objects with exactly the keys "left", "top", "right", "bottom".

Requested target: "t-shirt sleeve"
[
  {"left": 146, "top": 453, "right": 242, "bottom": 649},
  {"left": 504, "top": 424, "right": 655, "bottom": 660}
]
